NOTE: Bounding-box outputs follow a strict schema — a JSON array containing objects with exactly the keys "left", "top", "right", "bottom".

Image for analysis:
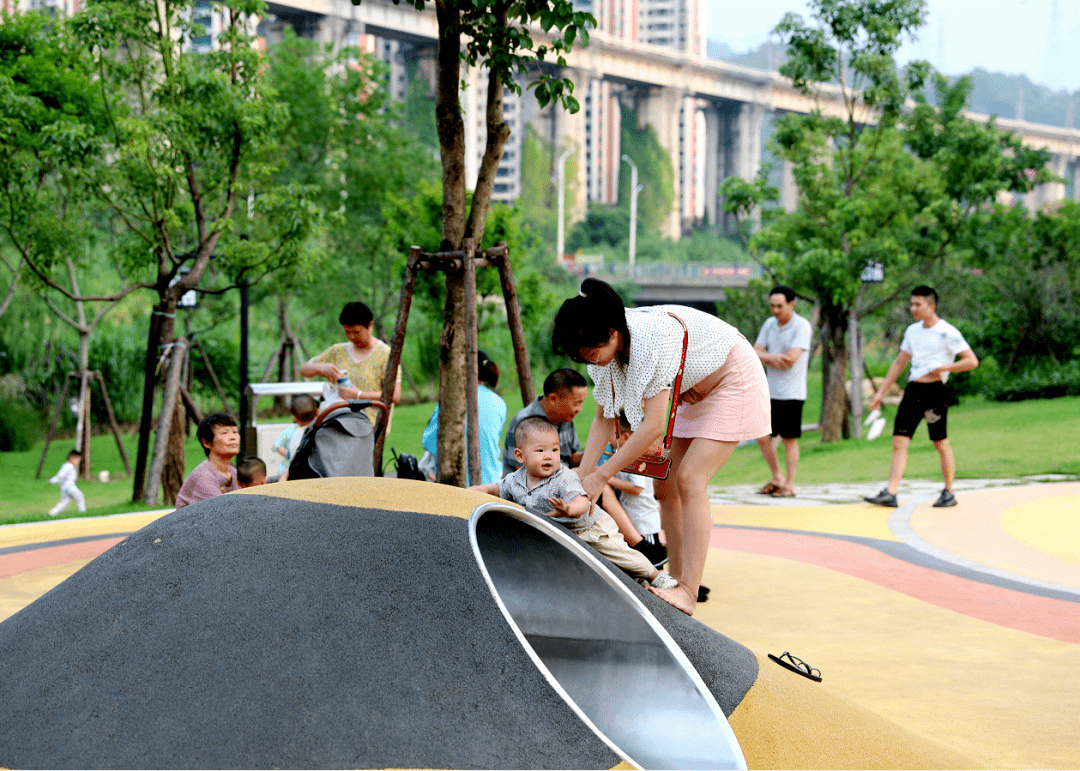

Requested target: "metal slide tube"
[{"left": 470, "top": 503, "right": 746, "bottom": 771}]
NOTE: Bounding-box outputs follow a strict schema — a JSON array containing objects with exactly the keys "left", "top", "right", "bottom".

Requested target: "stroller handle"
[{"left": 316, "top": 400, "right": 390, "bottom": 433}]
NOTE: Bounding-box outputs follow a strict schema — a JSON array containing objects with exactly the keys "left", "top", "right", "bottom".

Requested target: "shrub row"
[{"left": 981, "top": 359, "right": 1080, "bottom": 402}]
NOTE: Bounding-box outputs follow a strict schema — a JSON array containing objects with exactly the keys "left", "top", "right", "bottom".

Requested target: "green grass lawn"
[{"left": 3, "top": 393, "right": 1077, "bottom": 526}]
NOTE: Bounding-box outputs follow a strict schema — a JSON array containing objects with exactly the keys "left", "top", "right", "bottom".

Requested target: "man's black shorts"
[
  {"left": 770, "top": 399, "right": 804, "bottom": 439},
  {"left": 894, "top": 381, "right": 949, "bottom": 441}
]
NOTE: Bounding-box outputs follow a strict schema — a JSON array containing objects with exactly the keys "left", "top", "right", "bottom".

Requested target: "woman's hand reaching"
[{"left": 576, "top": 469, "right": 607, "bottom": 504}]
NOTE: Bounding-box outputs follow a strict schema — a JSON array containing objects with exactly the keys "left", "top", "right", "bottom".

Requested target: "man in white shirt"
[
  {"left": 754, "top": 285, "right": 813, "bottom": 498},
  {"left": 864, "top": 286, "right": 979, "bottom": 508}
]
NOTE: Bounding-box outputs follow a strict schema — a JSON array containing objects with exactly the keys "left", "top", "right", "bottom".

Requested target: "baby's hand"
[{"left": 545, "top": 496, "right": 578, "bottom": 519}]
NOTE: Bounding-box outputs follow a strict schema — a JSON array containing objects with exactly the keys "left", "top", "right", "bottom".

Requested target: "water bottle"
[{"left": 337, "top": 375, "right": 351, "bottom": 399}]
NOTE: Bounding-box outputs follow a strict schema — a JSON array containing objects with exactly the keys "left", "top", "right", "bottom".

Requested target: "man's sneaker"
[
  {"left": 632, "top": 536, "right": 668, "bottom": 568},
  {"left": 933, "top": 489, "right": 958, "bottom": 508},
  {"left": 650, "top": 572, "right": 679, "bottom": 590},
  {"left": 864, "top": 489, "right": 898, "bottom": 507}
]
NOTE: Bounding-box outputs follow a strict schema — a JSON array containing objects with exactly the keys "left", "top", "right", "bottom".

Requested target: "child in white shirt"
[{"left": 48, "top": 449, "right": 86, "bottom": 517}]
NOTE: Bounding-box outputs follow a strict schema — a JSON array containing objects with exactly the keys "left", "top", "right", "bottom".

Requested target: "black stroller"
[{"left": 288, "top": 400, "right": 389, "bottom": 480}]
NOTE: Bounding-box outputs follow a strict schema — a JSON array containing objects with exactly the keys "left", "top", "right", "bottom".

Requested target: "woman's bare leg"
[{"left": 650, "top": 436, "right": 737, "bottom": 615}]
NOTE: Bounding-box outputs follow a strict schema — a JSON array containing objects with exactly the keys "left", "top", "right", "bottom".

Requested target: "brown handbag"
[{"left": 611, "top": 313, "right": 688, "bottom": 481}]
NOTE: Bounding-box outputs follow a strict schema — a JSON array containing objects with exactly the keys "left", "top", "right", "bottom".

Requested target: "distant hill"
[{"left": 706, "top": 39, "right": 1079, "bottom": 129}]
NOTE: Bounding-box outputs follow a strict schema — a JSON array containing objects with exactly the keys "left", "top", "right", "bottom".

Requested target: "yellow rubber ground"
[{"left": 3, "top": 480, "right": 1078, "bottom": 769}]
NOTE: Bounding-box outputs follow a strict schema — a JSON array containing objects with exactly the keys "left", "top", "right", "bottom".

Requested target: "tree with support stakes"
[{"left": 354, "top": 0, "right": 595, "bottom": 486}]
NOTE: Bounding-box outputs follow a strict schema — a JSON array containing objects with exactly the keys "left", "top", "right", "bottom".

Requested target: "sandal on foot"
[
  {"left": 771, "top": 488, "right": 796, "bottom": 498},
  {"left": 756, "top": 481, "right": 781, "bottom": 495}
]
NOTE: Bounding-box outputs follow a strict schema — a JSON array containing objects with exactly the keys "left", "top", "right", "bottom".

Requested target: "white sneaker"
[
  {"left": 863, "top": 409, "right": 881, "bottom": 427},
  {"left": 650, "top": 572, "right": 679, "bottom": 590},
  {"left": 866, "top": 416, "right": 887, "bottom": 440}
]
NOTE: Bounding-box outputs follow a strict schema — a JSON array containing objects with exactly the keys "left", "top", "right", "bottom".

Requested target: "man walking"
[
  {"left": 864, "top": 286, "right": 979, "bottom": 508},
  {"left": 754, "top": 285, "right": 813, "bottom": 498}
]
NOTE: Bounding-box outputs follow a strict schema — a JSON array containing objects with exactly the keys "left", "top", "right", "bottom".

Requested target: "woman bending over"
[{"left": 552, "top": 279, "right": 770, "bottom": 615}]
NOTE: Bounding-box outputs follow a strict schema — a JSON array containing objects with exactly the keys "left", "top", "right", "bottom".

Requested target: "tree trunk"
[
  {"left": 464, "top": 43, "right": 512, "bottom": 246},
  {"left": 433, "top": 1, "right": 469, "bottom": 486},
  {"left": 144, "top": 338, "right": 186, "bottom": 506},
  {"left": 70, "top": 257, "right": 93, "bottom": 480},
  {"left": 133, "top": 298, "right": 176, "bottom": 502},
  {"left": 274, "top": 297, "right": 291, "bottom": 413},
  {"left": 162, "top": 396, "right": 187, "bottom": 506},
  {"left": 818, "top": 304, "right": 851, "bottom": 442},
  {"left": 436, "top": 268, "right": 468, "bottom": 486},
  {"left": 435, "top": 2, "right": 466, "bottom": 251}
]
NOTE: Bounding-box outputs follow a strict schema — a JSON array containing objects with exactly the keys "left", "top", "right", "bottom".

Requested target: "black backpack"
[{"left": 391, "top": 448, "right": 427, "bottom": 481}]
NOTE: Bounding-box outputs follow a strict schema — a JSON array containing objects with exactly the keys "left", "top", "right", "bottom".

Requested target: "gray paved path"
[{"left": 708, "top": 474, "right": 1078, "bottom": 507}]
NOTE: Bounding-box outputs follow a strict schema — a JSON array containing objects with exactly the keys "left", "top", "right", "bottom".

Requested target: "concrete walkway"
[{"left": 709, "top": 473, "right": 1077, "bottom": 506}]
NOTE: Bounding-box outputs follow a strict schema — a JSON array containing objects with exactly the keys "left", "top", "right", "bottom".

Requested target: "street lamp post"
[
  {"left": 555, "top": 146, "right": 576, "bottom": 263},
  {"left": 621, "top": 154, "right": 643, "bottom": 273}
]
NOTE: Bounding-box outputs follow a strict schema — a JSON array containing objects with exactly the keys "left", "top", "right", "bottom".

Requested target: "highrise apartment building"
[
  {"left": 5, "top": 0, "right": 78, "bottom": 12},
  {"left": 573, "top": 0, "right": 704, "bottom": 227}
]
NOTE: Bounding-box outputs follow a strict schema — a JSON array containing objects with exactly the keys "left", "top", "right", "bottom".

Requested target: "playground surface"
[{"left": 2, "top": 478, "right": 1077, "bottom": 769}]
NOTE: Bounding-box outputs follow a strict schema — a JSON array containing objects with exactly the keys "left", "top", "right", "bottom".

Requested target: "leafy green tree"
[
  {"left": 73, "top": 0, "right": 331, "bottom": 502},
  {"left": 258, "top": 28, "right": 438, "bottom": 387},
  {"left": 566, "top": 206, "right": 632, "bottom": 252},
  {"left": 0, "top": 11, "right": 157, "bottom": 476},
  {"left": 724, "top": 0, "right": 1052, "bottom": 442},
  {"left": 961, "top": 200, "right": 1080, "bottom": 372},
  {"left": 354, "top": 0, "right": 594, "bottom": 485},
  {"left": 753, "top": 0, "right": 937, "bottom": 441},
  {"left": 619, "top": 105, "right": 675, "bottom": 235}
]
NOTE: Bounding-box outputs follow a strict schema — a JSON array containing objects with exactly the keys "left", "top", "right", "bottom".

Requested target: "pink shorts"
[{"left": 673, "top": 336, "right": 771, "bottom": 443}]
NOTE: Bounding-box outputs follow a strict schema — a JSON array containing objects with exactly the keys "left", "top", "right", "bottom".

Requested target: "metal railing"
[{"left": 567, "top": 261, "right": 763, "bottom": 282}]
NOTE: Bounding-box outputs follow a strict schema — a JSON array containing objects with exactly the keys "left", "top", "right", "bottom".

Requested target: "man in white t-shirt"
[
  {"left": 864, "top": 286, "right": 979, "bottom": 509},
  {"left": 754, "top": 285, "right": 813, "bottom": 498}
]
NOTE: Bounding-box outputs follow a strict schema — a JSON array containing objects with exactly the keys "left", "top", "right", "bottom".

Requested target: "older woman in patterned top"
[
  {"left": 300, "top": 301, "right": 401, "bottom": 425},
  {"left": 552, "top": 279, "right": 770, "bottom": 615}
]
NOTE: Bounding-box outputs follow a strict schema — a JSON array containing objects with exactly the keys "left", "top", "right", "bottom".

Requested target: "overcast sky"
[{"left": 704, "top": 0, "right": 1080, "bottom": 93}]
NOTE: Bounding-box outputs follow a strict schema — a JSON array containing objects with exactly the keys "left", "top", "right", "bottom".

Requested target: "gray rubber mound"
[{"left": 0, "top": 491, "right": 756, "bottom": 769}]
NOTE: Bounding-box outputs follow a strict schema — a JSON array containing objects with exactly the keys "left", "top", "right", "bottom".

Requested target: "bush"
[
  {"left": 88, "top": 322, "right": 148, "bottom": 424},
  {"left": 0, "top": 398, "right": 42, "bottom": 451},
  {"left": 981, "top": 359, "right": 1080, "bottom": 402}
]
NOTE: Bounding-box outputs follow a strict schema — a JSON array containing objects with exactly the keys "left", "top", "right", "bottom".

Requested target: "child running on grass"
[
  {"left": 470, "top": 415, "right": 677, "bottom": 589},
  {"left": 48, "top": 449, "right": 86, "bottom": 517}
]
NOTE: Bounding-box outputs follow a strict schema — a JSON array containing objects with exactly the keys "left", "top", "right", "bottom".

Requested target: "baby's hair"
[
  {"left": 514, "top": 415, "right": 558, "bottom": 447},
  {"left": 616, "top": 411, "right": 632, "bottom": 432},
  {"left": 236, "top": 455, "right": 266, "bottom": 485},
  {"left": 291, "top": 394, "right": 317, "bottom": 422},
  {"left": 66, "top": 448, "right": 83, "bottom": 459}
]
